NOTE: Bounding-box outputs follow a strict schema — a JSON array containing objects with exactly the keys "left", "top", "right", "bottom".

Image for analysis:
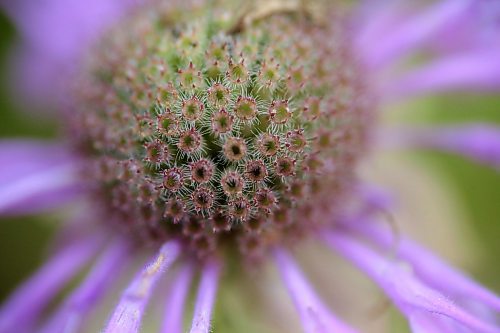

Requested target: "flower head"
[
  {"left": 1, "top": 0, "right": 500, "bottom": 333},
  {"left": 68, "top": 1, "right": 371, "bottom": 260}
]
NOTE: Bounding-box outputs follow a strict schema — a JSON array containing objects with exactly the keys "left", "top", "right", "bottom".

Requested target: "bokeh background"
[{"left": 0, "top": 5, "right": 499, "bottom": 332}]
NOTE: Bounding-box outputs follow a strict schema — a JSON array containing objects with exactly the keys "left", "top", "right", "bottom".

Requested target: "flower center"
[{"left": 69, "top": 1, "right": 372, "bottom": 260}]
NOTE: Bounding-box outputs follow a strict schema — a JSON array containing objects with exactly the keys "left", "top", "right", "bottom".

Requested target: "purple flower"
[{"left": 1, "top": 1, "right": 500, "bottom": 332}]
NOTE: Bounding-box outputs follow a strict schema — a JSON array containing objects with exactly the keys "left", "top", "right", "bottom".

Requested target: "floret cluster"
[{"left": 69, "top": 2, "right": 371, "bottom": 259}]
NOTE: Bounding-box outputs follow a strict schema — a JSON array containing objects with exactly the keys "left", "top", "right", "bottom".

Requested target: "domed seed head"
[
  {"left": 207, "top": 83, "right": 230, "bottom": 108},
  {"left": 245, "top": 160, "right": 268, "bottom": 182},
  {"left": 223, "top": 137, "right": 247, "bottom": 162},
  {"left": 71, "top": 1, "right": 372, "bottom": 261},
  {"left": 157, "top": 111, "right": 179, "bottom": 136},
  {"left": 182, "top": 96, "right": 204, "bottom": 121},
  {"left": 221, "top": 170, "right": 245, "bottom": 196},
  {"left": 269, "top": 100, "right": 291, "bottom": 125},
  {"left": 190, "top": 158, "right": 215, "bottom": 183},
  {"left": 211, "top": 109, "right": 233, "bottom": 135},
  {"left": 234, "top": 96, "right": 258, "bottom": 122},
  {"left": 191, "top": 186, "right": 215, "bottom": 211},
  {"left": 163, "top": 167, "right": 184, "bottom": 192},
  {"left": 256, "top": 133, "right": 280, "bottom": 157},
  {"left": 178, "top": 128, "right": 203, "bottom": 153}
]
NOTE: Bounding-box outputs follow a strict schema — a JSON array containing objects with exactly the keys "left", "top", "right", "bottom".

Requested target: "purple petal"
[
  {"left": 161, "top": 263, "right": 194, "bottom": 333},
  {"left": 356, "top": 183, "right": 395, "bottom": 213},
  {"left": 0, "top": 236, "right": 102, "bottom": 333},
  {"left": 104, "top": 240, "right": 180, "bottom": 333},
  {"left": 323, "top": 231, "right": 500, "bottom": 333},
  {"left": 0, "top": 141, "right": 84, "bottom": 216},
  {"left": 409, "top": 311, "right": 475, "bottom": 333},
  {"left": 39, "top": 238, "right": 131, "bottom": 333},
  {"left": 386, "top": 125, "right": 500, "bottom": 169},
  {"left": 0, "top": 162, "right": 83, "bottom": 216},
  {"left": 349, "top": 220, "right": 500, "bottom": 312},
  {"left": 0, "top": 140, "right": 73, "bottom": 183},
  {"left": 366, "top": 0, "right": 473, "bottom": 69},
  {"left": 273, "top": 248, "right": 358, "bottom": 333},
  {"left": 383, "top": 51, "right": 500, "bottom": 100},
  {"left": 189, "top": 260, "right": 221, "bottom": 333},
  {"left": 408, "top": 313, "right": 448, "bottom": 333},
  {"left": 428, "top": 1, "right": 500, "bottom": 55},
  {"left": 354, "top": 1, "right": 414, "bottom": 59},
  {"left": 1, "top": 0, "right": 138, "bottom": 106}
]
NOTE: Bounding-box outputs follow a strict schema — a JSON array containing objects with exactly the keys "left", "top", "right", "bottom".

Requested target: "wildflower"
[{"left": 1, "top": 0, "right": 500, "bottom": 333}]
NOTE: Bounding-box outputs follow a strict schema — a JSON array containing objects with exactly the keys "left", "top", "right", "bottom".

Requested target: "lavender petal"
[
  {"left": 273, "top": 248, "right": 358, "bottom": 333},
  {"left": 39, "top": 238, "right": 131, "bottom": 333},
  {"left": 0, "top": 163, "right": 83, "bottom": 216},
  {"left": 409, "top": 311, "right": 474, "bottom": 333},
  {"left": 0, "top": 236, "right": 102, "bottom": 333},
  {"left": 161, "top": 263, "right": 194, "bottom": 333},
  {"left": 427, "top": 1, "right": 500, "bottom": 55},
  {"left": 0, "top": 140, "right": 70, "bottom": 165},
  {"left": 103, "top": 240, "right": 180, "bottom": 333},
  {"left": 0, "top": 140, "right": 73, "bottom": 184},
  {"left": 386, "top": 125, "right": 500, "bottom": 169},
  {"left": 0, "top": 141, "right": 84, "bottom": 216},
  {"left": 350, "top": 220, "right": 500, "bottom": 312},
  {"left": 324, "top": 231, "right": 500, "bottom": 333},
  {"left": 354, "top": 1, "right": 412, "bottom": 58},
  {"left": 1, "top": 0, "right": 139, "bottom": 106},
  {"left": 189, "top": 260, "right": 221, "bottom": 333},
  {"left": 383, "top": 52, "right": 500, "bottom": 100},
  {"left": 366, "top": 0, "right": 472, "bottom": 69}
]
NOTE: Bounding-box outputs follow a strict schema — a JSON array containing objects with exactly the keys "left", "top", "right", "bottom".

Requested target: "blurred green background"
[{"left": 0, "top": 6, "right": 499, "bottom": 332}]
